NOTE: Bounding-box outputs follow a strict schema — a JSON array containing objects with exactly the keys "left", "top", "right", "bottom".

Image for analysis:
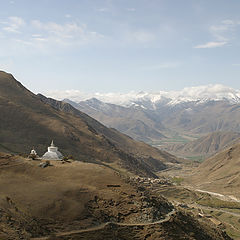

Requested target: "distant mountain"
[
  {"left": 166, "top": 131, "right": 240, "bottom": 158},
  {"left": 158, "top": 100, "right": 240, "bottom": 135},
  {"left": 0, "top": 71, "right": 179, "bottom": 177},
  {"left": 48, "top": 84, "right": 240, "bottom": 108},
  {"left": 47, "top": 84, "right": 240, "bottom": 158},
  {"left": 64, "top": 96, "right": 240, "bottom": 148},
  {"left": 63, "top": 98, "right": 166, "bottom": 142}
]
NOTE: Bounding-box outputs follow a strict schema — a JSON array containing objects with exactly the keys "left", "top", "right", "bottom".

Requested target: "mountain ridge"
[
  {"left": 63, "top": 96, "right": 240, "bottom": 149},
  {"left": 165, "top": 131, "right": 240, "bottom": 158},
  {"left": 64, "top": 97, "right": 166, "bottom": 142},
  {"left": 46, "top": 84, "right": 240, "bottom": 108},
  {"left": 0, "top": 71, "right": 179, "bottom": 178}
]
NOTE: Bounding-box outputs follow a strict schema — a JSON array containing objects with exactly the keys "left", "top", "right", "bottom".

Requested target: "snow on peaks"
[
  {"left": 168, "top": 84, "right": 240, "bottom": 104},
  {"left": 44, "top": 84, "right": 240, "bottom": 107}
]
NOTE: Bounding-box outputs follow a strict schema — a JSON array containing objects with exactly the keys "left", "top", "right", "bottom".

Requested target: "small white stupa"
[
  {"left": 30, "top": 148, "right": 37, "bottom": 155},
  {"left": 28, "top": 147, "right": 39, "bottom": 159},
  {"left": 42, "top": 140, "right": 63, "bottom": 160}
]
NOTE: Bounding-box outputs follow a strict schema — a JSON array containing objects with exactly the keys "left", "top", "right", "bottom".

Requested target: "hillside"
[
  {"left": 64, "top": 98, "right": 166, "bottom": 142},
  {"left": 188, "top": 142, "right": 240, "bottom": 197},
  {"left": 0, "top": 153, "right": 232, "bottom": 240},
  {"left": 166, "top": 131, "right": 240, "bottom": 158},
  {"left": 0, "top": 71, "right": 179, "bottom": 177}
]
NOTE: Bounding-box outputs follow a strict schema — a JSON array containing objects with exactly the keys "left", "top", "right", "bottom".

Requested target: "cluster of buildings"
[
  {"left": 29, "top": 140, "right": 63, "bottom": 160},
  {"left": 132, "top": 176, "right": 172, "bottom": 186}
]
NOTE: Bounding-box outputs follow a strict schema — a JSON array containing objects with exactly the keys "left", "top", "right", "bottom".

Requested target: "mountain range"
[
  {"left": 60, "top": 87, "right": 240, "bottom": 160},
  {"left": 0, "top": 70, "right": 233, "bottom": 239},
  {"left": 48, "top": 84, "right": 240, "bottom": 107},
  {"left": 0, "top": 71, "right": 179, "bottom": 178},
  {"left": 63, "top": 97, "right": 166, "bottom": 142}
]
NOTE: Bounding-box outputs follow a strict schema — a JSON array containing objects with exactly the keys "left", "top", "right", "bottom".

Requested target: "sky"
[{"left": 0, "top": 0, "right": 240, "bottom": 96}]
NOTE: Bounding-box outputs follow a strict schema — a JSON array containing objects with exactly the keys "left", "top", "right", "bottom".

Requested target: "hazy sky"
[{"left": 0, "top": 0, "right": 240, "bottom": 94}]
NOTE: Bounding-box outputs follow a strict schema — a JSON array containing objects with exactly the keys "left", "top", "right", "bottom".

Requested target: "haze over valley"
[{"left": 50, "top": 85, "right": 240, "bottom": 161}]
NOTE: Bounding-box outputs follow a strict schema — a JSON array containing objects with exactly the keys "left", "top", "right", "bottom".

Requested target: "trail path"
[
  {"left": 31, "top": 209, "right": 176, "bottom": 240},
  {"left": 189, "top": 203, "right": 240, "bottom": 218},
  {"left": 186, "top": 186, "right": 240, "bottom": 203}
]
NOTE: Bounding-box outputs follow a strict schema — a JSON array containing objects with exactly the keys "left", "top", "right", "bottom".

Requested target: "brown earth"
[
  {"left": 0, "top": 153, "right": 232, "bottom": 240},
  {"left": 187, "top": 142, "right": 240, "bottom": 198}
]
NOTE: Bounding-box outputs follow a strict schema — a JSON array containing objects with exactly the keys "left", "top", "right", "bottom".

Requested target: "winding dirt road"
[
  {"left": 185, "top": 186, "right": 240, "bottom": 203},
  {"left": 31, "top": 209, "right": 176, "bottom": 240}
]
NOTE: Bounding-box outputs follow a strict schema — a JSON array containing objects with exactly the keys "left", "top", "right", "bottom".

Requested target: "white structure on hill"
[
  {"left": 28, "top": 147, "right": 39, "bottom": 159},
  {"left": 30, "top": 148, "right": 37, "bottom": 155},
  {"left": 42, "top": 140, "right": 63, "bottom": 160}
]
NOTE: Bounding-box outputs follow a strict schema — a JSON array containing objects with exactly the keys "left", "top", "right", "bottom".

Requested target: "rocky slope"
[{"left": 0, "top": 153, "right": 232, "bottom": 240}]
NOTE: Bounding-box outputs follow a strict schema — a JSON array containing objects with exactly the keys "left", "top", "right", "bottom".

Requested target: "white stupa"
[
  {"left": 42, "top": 140, "right": 63, "bottom": 160},
  {"left": 28, "top": 147, "right": 39, "bottom": 159},
  {"left": 30, "top": 148, "right": 37, "bottom": 155}
]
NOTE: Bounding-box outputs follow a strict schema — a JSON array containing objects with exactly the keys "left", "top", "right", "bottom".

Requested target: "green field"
[{"left": 185, "top": 155, "right": 205, "bottom": 162}]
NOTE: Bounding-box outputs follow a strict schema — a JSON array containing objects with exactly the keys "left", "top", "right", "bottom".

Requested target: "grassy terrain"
[
  {"left": 171, "top": 177, "right": 184, "bottom": 185},
  {"left": 0, "top": 143, "right": 16, "bottom": 153},
  {"left": 197, "top": 198, "right": 240, "bottom": 209},
  {"left": 151, "top": 136, "right": 190, "bottom": 146},
  {"left": 185, "top": 155, "right": 205, "bottom": 162},
  {"left": 203, "top": 209, "right": 240, "bottom": 239}
]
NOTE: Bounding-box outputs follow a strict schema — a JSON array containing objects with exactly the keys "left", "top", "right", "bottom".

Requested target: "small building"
[
  {"left": 28, "top": 147, "right": 39, "bottom": 159},
  {"left": 42, "top": 140, "right": 63, "bottom": 160}
]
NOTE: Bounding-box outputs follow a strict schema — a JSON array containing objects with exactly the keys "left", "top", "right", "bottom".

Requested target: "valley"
[
  {"left": 64, "top": 92, "right": 240, "bottom": 162},
  {"left": 0, "top": 71, "right": 240, "bottom": 239},
  {"left": 156, "top": 166, "right": 240, "bottom": 239},
  {"left": 2, "top": 0, "right": 240, "bottom": 239}
]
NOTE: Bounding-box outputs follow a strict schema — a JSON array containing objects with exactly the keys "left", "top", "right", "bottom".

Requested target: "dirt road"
[{"left": 31, "top": 209, "right": 176, "bottom": 240}]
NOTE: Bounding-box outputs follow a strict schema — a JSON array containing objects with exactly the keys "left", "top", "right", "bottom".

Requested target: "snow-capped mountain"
[
  {"left": 46, "top": 84, "right": 240, "bottom": 145},
  {"left": 46, "top": 84, "right": 240, "bottom": 109}
]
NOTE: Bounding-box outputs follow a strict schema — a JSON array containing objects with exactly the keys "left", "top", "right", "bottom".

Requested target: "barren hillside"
[
  {"left": 0, "top": 71, "right": 178, "bottom": 177},
  {"left": 0, "top": 153, "right": 231, "bottom": 240}
]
